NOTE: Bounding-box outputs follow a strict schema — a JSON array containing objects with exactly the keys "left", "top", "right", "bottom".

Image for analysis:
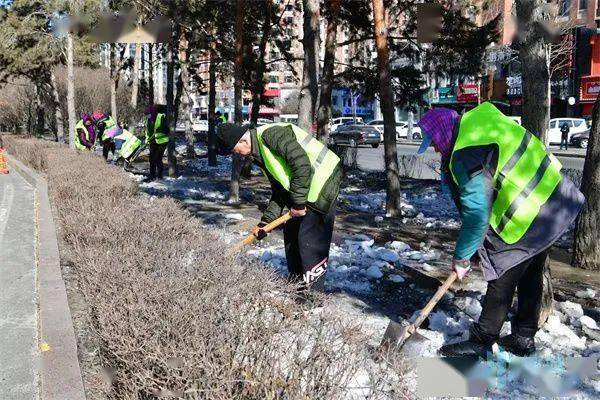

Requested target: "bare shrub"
[{"left": 4, "top": 137, "right": 409, "bottom": 399}]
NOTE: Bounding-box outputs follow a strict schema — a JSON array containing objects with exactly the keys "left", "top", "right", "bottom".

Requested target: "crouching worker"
[
  {"left": 217, "top": 123, "right": 342, "bottom": 294},
  {"left": 74, "top": 113, "right": 97, "bottom": 151},
  {"left": 417, "top": 103, "right": 584, "bottom": 358},
  {"left": 92, "top": 111, "right": 119, "bottom": 161},
  {"left": 111, "top": 128, "right": 142, "bottom": 166}
]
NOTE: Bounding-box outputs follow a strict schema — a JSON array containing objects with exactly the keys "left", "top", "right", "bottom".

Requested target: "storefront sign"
[
  {"left": 457, "top": 84, "right": 479, "bottom": 103},
  {"left": 580, "top": 75, "right": 600, "bottom": 102},
  {"left": 506, "top": 75, "right": 522, "bottom": 97},
  {"left": 436, "top": 86, "right": 457, "bottom": 103}
]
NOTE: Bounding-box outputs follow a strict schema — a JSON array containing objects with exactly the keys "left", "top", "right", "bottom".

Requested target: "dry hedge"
[{"left": 2, "top": 135, "right": 408, "bottom": 399}]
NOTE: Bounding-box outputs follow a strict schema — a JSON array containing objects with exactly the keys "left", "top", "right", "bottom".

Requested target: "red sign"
[
  {"left": 263, "top": 89, "right": 281, "bottom": 97},
  {"left": 580, "top": 75, "right": 600, "bottom": 102},
  {"left": 457, "top": 84, "right": 479, "bottom": 103}
]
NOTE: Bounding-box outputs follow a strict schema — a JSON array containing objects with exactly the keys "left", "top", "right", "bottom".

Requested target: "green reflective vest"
[
  {"left": 145, "top": 113, "right": 169, "bottom": 145},
  {"left": 74, "top": 119, "right": 90, "bottom": 151},
  {"left": 99, "top": 115, "right": 117, "bottom": 142},
  {"left": 115, "top": 129, "right": 142, "bottom": 160},
  {"left": 256, "top": 123, "right": 340, "bottom": 203},
  {"left": 450, "top": 102, "right": 563, "bottom": 245}
]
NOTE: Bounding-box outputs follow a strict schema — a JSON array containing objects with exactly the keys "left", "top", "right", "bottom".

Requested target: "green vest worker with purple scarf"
[{"left": 417, "top": 103, "right": 584, "bottom": 358}]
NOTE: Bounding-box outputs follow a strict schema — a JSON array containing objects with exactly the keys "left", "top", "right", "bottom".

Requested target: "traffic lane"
[{"left": 357, "top": 144, "right": 585, "bottom": 175}]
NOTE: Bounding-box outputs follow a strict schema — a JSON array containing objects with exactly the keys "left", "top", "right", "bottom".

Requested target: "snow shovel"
[
  {"left": 379, "top": 271, "right": 458, "bottom": 352},
  {"left": 233, "top": 212, "right": 293, "bottom": 252}
]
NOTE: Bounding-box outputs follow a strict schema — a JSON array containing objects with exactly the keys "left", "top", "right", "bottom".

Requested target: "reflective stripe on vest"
[
  {"left": 146, "top": 113, "right": 169, "bottom": 144},
  {"left": 450, "top": 102, "right": 562, "bottom": 244},
  {"left": 115, "top": 130, "right": 142, "bottom": 159},
  {"left": 74, "top": 120, "right": 89, "bottom": 151},
  {"left": 99, "top": 116, "right": 117, "bottom": 141},
  {"left": 256, "top": 123, "right": 340, "bottom": 203}
]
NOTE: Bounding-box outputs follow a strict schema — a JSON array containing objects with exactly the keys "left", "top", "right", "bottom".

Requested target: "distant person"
[
  {"left": 144, "top": 105, "right": 169, "bottom": 181},
  {"left": 560, "top": 122, "right": 570, "bottom": 150},
  {"left": 74, "top": 113, "right": 97, "bottom": 151},
  {"left": 215, "top": 111, "right": 227, "bottom": 125},
  {"left": 92, "top": 111, "right": 119, "bottom": 161},
  {"left": 417, "top": 103, "right": 584, "bottom": 358}
]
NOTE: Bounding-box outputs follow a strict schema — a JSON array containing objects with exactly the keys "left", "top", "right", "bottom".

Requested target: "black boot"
[
  {"left": 439, "top": 326, "right": 494, "bottom": 358},
  {"left": 497, "top": 333, "right": 535, "bottom": 357}
]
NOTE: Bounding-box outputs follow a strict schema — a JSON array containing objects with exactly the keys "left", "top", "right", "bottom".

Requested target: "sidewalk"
[{"left": 0, "top": 170, "right": 38, "bottom": 399}]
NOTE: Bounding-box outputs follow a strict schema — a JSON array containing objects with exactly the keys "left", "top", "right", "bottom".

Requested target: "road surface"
[
  {"left": 0, "top": 170, "right": 38, "bottom": 399},
  {"left": 357, "top": 143, "right": 587, "bottom": 179}
]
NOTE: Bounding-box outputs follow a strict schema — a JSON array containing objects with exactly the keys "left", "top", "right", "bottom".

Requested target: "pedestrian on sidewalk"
[
  {"left": 144, "top": 105, "right": 169, "bottom": 182},
  {"left": 560, "top": 122, "right": 570, "bottom": 150},
  {"left": 417, "top": 103, "right": 584, "bottom": 358},
  {"left": 74, "top": 113, "right": 97, "bottom": 151},
  {"left": 92, "top": 111, "right": 119, "bottom": 161},
  {"left": 217, "top": 122, "right": 342, "bottom": 298}
]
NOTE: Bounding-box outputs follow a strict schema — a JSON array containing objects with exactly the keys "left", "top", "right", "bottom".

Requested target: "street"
[{"left": 357, "top": 143, "right": 587, "bottom": 179}]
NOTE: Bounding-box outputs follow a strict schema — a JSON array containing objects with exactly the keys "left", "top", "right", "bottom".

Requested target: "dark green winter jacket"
[{"left": 250, "top": 125, "right": 342, "bottom": 223}]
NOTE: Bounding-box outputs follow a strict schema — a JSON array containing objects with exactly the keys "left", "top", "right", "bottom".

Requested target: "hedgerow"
[{"left": 2, "top": 135, "right": 407, "bottom": 399}]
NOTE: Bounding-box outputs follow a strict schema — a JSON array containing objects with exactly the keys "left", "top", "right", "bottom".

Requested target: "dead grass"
[{"left": 2, "top": 135, "right": 409, "bottom": 399}]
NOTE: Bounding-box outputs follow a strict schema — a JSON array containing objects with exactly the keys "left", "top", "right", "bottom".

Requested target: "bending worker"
[
  {"left": 144, "top": 105, "right": 169, "bottom": 181},
  {"left": 111, "top": 128, "right": 142, "bottom": 167},
  {"left": 74, "top": 113, "right": 97, "bottom": 151},
  {"left": 417, "top": 103, "right": 584, "bottom": 357},
  {"left": 92, "top": 111, "right": 119, "bottom": 161},
  {"left": 217, "top": 122, "right": 342, "bottom": 295}
]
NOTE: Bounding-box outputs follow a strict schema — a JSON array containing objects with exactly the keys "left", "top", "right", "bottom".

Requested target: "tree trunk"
[
  {"left": 250, "top": 0, "right": 273, "bottom": 125},
  {"left": 316, "top": 0, "right": 341, "bottom": 144},
  {"left": 130, "top": 41, "right": 142, "bottom": 126},
  {"left": 516, "top": 0, "right": 549, "bottom": 143},
  {"left": 33, "top": 82, "right": 44, "bottom": 137},
  {"left": 208, "top": 42, "right": 218, "bottom": 166},
  {"left": 67, "top": 33, "right": 76, "bottom": 149},
  {"left": 297, "top": 0, "right": 320, "bottom": 132},
  {"left": 50, "top": 70, "right": 65, "bottom": 143},
  {"left": 148, "top": 43, "right": 154, "bottom": 104},
  {"left": 166, "top": 25, "right": 179, "bottom": 177},
  {"left": 178, "top": 31, "right": 195, "bottom": 159},
  {"left": 110, "top": 43, "right": 119, "bottom": 121},
  {"left": 515, "top": 0, "right": 553, "bottom": 317},
  {"left": 230, "top": 0, "right": 245, "bottom": 203},
  {"left": 372, "top": 0, "right": 402, "bottom": 216},
  {"left": 573, "top": 96, "right": 600, "bottom": 270}
]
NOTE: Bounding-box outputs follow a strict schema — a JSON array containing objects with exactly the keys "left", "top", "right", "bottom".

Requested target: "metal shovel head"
[{"left": 379, "top": 319, "right": 429, "bottom": 353}]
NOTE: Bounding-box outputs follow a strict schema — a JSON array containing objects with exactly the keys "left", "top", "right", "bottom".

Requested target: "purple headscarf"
[
  {"left": 81, "top": 112, "right": 97, "bottom": 142},
  {"left": 418, "top": 108, "right": 460, "bottom": 159}
]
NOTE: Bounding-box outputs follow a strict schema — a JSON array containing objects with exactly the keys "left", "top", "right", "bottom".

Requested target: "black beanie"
[{"left": 217, "top": 123, "right": 251, "bottom": 152}]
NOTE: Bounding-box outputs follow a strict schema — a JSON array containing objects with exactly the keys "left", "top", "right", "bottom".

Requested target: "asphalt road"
[{"left": 357, "top": 143, "right": 587, "bottom": 179}]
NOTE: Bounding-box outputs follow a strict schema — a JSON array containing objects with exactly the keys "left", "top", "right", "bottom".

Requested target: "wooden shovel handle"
[
  {"left": 239, "top": 212, "right": 293, "bottom": 247},
  {"left": 412, "top": 271, "right": 458, "bottom": 330}
]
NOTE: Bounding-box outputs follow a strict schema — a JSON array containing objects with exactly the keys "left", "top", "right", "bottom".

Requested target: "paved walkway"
[{"left": 0, "top": 170, "right": 39, "bottom": 399}]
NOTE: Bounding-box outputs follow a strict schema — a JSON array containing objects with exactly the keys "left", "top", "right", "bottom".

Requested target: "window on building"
[
  {"left": 285, "top": 4, "right": 294, "bottom": 11},
  {"left": 284, "top": 16, "right": 293, "bottom": 24},
  {"left": 559, "top": 0, "right": 571, "bottom": 16},
  {"left": 269, "top": 75, "right": 278, "bottom": 83},
  {"left": 284, "top": 75, "right": 294, "bottom": 83},
  {"left": 579, "top": 0, "right": 588, "bottom": 17}
]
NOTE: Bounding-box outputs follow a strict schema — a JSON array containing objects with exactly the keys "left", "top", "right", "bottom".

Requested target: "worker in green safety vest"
[
  {"left": 92, "top": 111, "right": 118, "bottom": 161},
  {"left": 74, "top": 113, "right": 97, "bottom": 151},
  {"left": 217, "top": 122, "right": 342, "bottom": 297},
  {"left": 416, "top": 103, "right": 584, "bottom": 358},
  {"left": 144, "top": 104, "right": 169, "bottom": 181},
  {"left": 112, "top": 128, "right": 142, "bottom": 165}
]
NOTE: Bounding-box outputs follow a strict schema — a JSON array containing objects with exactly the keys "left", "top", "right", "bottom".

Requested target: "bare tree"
[
  {"left": 178, "top": 30, "right": 195, "bottom": 158},
  {"left": 372, "top": 0, "right": 402, "bottom": 216},
  {"left": 208, "top": 42, "right": 218, "bottom": 166},
  {"left": 230, "top": 0, "right": 245, "bottom": 203},
  {"left": 50, "top": 70, "right": 65, "bottom": 142},
  {"left": 66, "top": 32, "right": 76, "bottom": 149},
  {"left": 166, "top": 26, "right": 179, "bottom": 177},
  {"left": 297, "top": 0, "right": 320, "bottom": 132}
]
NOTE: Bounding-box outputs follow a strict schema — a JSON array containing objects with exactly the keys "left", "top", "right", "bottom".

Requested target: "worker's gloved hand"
[
  {"left": 290, "top": 206, "right": 306, "bottom": 218},
  {"left": 252, "top": 222, "right": 268, "bottom": 240},
  {"left": 452, "top": 259, "right": 471, "bottom": 281}
]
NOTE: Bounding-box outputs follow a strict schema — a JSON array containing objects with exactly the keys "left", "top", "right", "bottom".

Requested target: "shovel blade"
[{"left": 379, "top": 320, "right": 429, "bottom": 353}]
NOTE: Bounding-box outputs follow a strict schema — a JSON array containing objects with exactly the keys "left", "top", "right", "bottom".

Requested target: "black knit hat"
[{"left": 217, "top": 123, "right": 251, "bottom": 152}]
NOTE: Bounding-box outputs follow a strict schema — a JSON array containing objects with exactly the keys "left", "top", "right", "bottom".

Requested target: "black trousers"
[
  {"left": 560, "top": 137, "right": 569, "bottom": 150},
  {"left": 473, "top": 251, "right": 548, "bottom": 341},
  {"left": 283, "top": 205, "right": 336, "bottom": 293},
  {"left": 149, "top": 142, "right": 167, "bottom": 179},
  {"left": 102, "top": 141, "right": 115, "bottom": 160}
]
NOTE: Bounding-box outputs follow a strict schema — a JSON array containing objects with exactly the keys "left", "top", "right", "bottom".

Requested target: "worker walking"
[
  {"left": 92, "top": 111, "right": 119, "bottom": 161},
  {"left": 416, "top": 103, "right": 584, "bottom": 357},
  {"left": 217, "top": 122, "right": 342, "bottom": 296},
  {"left": 144, "top": 105, "right": 169, "bottom": 181},
  {"left": 74, "top": 113, "right": 97, "bottom": 151}
]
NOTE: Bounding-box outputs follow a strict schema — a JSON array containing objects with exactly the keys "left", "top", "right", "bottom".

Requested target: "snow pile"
[{"left": 576, "top": 288, "right": 597, "bottom": 299}]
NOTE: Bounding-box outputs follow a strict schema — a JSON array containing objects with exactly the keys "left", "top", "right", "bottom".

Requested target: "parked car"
[
  {"left": 396, "top": 122, "right": 422, "bottom": 140},
  {"left": 331, "top": 117, "right": 364, "bottom": 132},
  {"left": 548, "top": 118, "right": 587, "bottom": 144},
  {"left": 570, "top": 130, "right": 589, "bottom": 149},
  {"left": 329, "top": 124, "right": 381, "bottom": 148}
]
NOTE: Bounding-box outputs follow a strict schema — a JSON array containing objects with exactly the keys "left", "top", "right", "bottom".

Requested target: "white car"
[
  {"left": 192, "top": 119, "right": 208, "bottom": 133},
  {"left": 395, "top": 121, "right": 422, "bottom": 140},
  {"left": 548, "top": 118, "right": 587, "bottom": 144},
  {"left": 331, "top": 117, "right": 363, "bottom": 132}
]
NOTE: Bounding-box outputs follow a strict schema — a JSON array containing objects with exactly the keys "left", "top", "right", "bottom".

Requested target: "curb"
[
  {"left": 5, "top": 154, "right": 86, "bottom": 400},
  {"left": 397, "top": 140, "right": 588, "bottom": 158}
]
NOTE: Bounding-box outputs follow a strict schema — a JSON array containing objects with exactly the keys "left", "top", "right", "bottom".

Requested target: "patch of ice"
[
  {"left": 536, "top": 315, "right": 587, "bottom": 353},
  {"left": 374, "top": 215, "right": 384, "bottom": 222},
  {"left": 374, "top": 248, "right": 400, "bottom": 263},
  {"left": 388, "top": 274, "right": 405, "bottom": 283},
  {"left": 575, "top": 288, "right": 596, "bottom": 299},
  {"left": 388, "top": 241, "right": 411, "bottom": 253},
  {"left": 224, "top": 213, "right": 244, "bottom": 220},
  {"left": 454, "top": 296, "right": 483, "bottom": 320},
  {"left": 580, "top": 315, "right": 599, "bottom": 331},
  {"left": 556, "top": 301, "right": 585, "bottom": 319},
  {"left": 363, "top": 265, "right": 384, "bottom": 279}
]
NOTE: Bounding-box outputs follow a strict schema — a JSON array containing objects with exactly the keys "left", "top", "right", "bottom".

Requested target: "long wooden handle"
[
  {"left": 239, "top": 213, "right": 293, "bottom": 247},
  {"left": 412, "top": 271, "right": 458, "bottom": 330}
]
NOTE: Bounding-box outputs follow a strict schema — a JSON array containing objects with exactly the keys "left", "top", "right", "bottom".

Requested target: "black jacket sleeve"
[{"left": 261, "top": 125, "right": 313, "bottom": 209}]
